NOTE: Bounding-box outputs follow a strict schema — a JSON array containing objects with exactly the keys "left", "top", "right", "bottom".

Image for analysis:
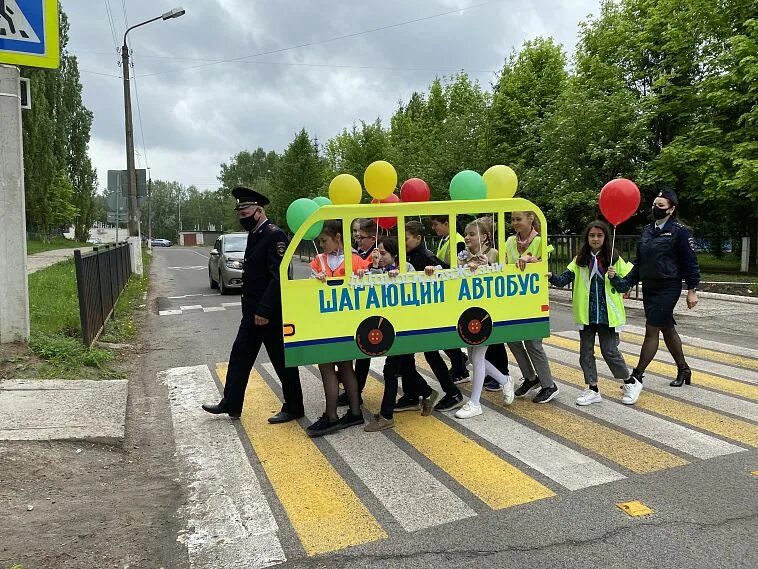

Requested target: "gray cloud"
[{"left": 63, "top": 0, "right": 598, "bottom": 189}]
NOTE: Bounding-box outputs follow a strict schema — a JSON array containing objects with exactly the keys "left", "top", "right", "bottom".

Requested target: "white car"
[{"left": 208, "top": 233, "right": 247, "bottom": 294}]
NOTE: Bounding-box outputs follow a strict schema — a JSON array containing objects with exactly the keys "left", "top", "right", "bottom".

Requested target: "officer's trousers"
[{"left": 222, "top": 313, "right": 303, "bottom": 416}]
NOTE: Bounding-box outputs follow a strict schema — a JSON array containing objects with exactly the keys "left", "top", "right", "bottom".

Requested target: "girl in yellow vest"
[
  {"left": 504, "top": 211, "right": 561, "bottom": 404},
  {"left": 548, "top": 220, "right": 633, "bottom": 405}
]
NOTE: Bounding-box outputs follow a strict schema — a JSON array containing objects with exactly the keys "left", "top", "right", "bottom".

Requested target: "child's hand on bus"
[
  {"left": 516, "top": 257, "right": 528, "bottom": 271},
  {"left": 546, "top": 272, "right": 553, "bottom": 278},
  {"left": 388, "top": 269, "right": 400, "bottom": 278},
  {"left": 607, "top": 267, "right": 616, "bottom": 279},
  {"left": 314, "top": 271, "right": 327, "bottom": 282},
  {"left": 356, "top": 268, "right": 368, "bottom": 278},
  {"left": 424, "top": 266, "right": 436, "bottom": 276}
]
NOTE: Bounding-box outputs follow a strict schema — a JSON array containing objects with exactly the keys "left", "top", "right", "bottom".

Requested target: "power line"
[
  {"left": 102, "top": 0, "right": 119, "bottom": 54},
  {"left": 80, "top": 68, "right": 121, "bottom": 78},
  {"left": 134, "top": 0, "right": 505, "bottom": 79}
]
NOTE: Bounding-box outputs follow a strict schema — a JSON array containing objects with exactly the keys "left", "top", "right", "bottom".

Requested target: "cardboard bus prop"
[{"left": 279, "top": 197, "right": 551, "bottom": 367}]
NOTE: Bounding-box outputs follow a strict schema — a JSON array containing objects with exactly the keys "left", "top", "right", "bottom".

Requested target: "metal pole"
[
  {"left": 147, "top": 173, "right": 152, "bottom": 249},
  {"left": 0, "top": 65, "right": 30, "bottom": 343},
  {"left": 115, "top": 180, "right": 120, "bottom": 242},
  {"left": 121, "top": 41, "right": 138, "bottom": 237}
]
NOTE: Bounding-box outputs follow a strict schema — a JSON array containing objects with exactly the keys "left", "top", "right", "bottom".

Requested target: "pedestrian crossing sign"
[{"left": 0, "top": 0, "right": 59, "bottom": 68}]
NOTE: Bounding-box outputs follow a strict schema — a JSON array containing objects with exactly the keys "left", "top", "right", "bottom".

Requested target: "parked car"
[
  {"left": 151, "top": 238, "right": 173, "bottom": 247},
  {"left": 208, "top": 233, "right": 247, "bottom": 294}
]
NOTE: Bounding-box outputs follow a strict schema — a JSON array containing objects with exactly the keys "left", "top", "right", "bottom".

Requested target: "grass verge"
[
  {"left": 26, "top": 236, "right": 91, "bottom": 255},
  {"left": 0, "top": 248, "right": 151, "bottom": 380}
]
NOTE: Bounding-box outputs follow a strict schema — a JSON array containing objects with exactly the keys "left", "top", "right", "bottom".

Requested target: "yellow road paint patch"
[
  {"left": 616, "top": 500, "right": 654, "bottom": 517},
  {"left": 620, "top": 332, "right": 758, "bottom": 372},
  {"left": 546, "top": 336, "right": 758, "bottom": 402},
  {"left": 216, "top": 364, "right": 387, "bottom": 555},
  {"left": 549, "top": 361, "right": 758, "bottom": 448},
  {"left": 362, "top": 376, "right": 556, "bottom": 509}
]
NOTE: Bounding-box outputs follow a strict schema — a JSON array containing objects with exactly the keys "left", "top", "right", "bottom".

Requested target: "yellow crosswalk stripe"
[
  {"left": 362, "top": 376, "right": 556, "bottom": 509},
  {"left": 546, "top": 336, "right": 758, "bottom": 401},
  {"left": 415, "top": 358, "right": 687, "bottom": 474},
  {"left": 620, "top": 332, "right": 758, "bottom": 372},
  {"left": 546, "top": 360, "right": 758, "bottom": 448},
  {"left": 216, "top": 364, "right": 387, "bottom": 556}
]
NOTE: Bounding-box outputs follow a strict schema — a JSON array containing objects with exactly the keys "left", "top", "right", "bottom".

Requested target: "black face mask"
[
  {"left": 240, "top": 215, "right": 257, "bottom": 231},
  {"left": 652, "top": 206, "right": 670, "bottom": 221}
]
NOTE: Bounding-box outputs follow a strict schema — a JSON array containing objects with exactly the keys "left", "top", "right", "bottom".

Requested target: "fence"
[{"left": 74, "top": 243, "right": 132, "bottom": 347}]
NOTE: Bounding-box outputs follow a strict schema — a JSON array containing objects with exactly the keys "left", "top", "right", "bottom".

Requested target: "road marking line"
[
  {"left": 180, "top": 305, "right": 204, "bottom": 311},
  {"left": 620, "top": 331, "right": 758, "bottom": 372},
  {"left": 266, "top": 364, "right": 476, "bottom": 532},
  {"left": 545, "top": 335, "right": 758, "bottom": 401},
  {"left": 399, "top": 358, "right": 625, "bottom": 490},
  {"left": 203, "top": 306, "right": 226, "bottom": 312},
  {"left": 168, "top": 294, "right": 203, "bottom": 299},
  {"left": 616, "top": 500, "right": 654, "bottom": 517},
  {"left": 415, "top": 359, "right": 687, "bottom": 474},
  {"left": 529, "top": 354, "right": 745, "bottom": 459},
  {"left": 624, "top": 324, "right": 758, "bottom": 360},
  {"left": 222, "top": 302, "right": 242, "bottom": 307},
  {"left": 364, "top": 363, "right": 556, "bottom": 506},
  {"left": 158, "top": 309, "right": 182, "bottom": 316},
  {"left": 552, "top": 334, "right": 758, "bottom": 422},
  {"left": 217, "top": 364, "right": 387, "bottom": 556},
  {"left": 160, "top": 365, "right": 285, "bottom": 568},
  {"left": 540, "top": 347, "right": 758, "bottom": 448}
]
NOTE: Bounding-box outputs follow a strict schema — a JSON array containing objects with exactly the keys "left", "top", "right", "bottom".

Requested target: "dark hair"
[
  {"left": 319, "top": 220, "right": 343, "bottom": 240},
  {"left": 405, "top": 220, "right": 425, "bottom": 238},
  {"left": 377, "top": 235, "right": 399, "bottom": 259},
  {"left": 576, "top": 220, "right": 618, "bottom": 267},
  {"left": 430, "top": 215, "right": 449, "bottom": 224},
  {"left": 358, "top": 218, "right": 378, "bottom": 235}
]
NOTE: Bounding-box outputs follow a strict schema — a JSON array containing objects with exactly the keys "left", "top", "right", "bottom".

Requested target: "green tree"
[{"left": 270, "top": 129, "right": 324, "bottom": 225}]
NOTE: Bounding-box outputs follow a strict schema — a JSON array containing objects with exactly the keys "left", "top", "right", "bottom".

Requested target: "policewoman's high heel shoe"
[{"left": 670, "top": 367, "right": 691, "bottom": 387}]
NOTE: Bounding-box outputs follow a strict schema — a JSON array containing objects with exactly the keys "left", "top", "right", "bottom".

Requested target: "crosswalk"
[{"left": 162, "top": 330, "right": 757, "bottom": 567}]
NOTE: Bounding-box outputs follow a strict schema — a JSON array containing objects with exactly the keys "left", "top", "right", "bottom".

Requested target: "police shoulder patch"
[
  {"left": 688, "top": 237, "right": 696, "bottom": 251},
  {"left": 276, "top": 242, "right": 286, "bottom": 257}
]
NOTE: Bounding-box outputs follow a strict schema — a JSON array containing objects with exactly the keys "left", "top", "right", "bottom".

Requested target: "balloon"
[
  {"left": 328, "top": 174, "right": 362, "bottom": 204},
  {"left": 483, "top": 165, "right": 518, "bottom": 199},
  {"left": 313, "top": 196, "right": 332, "bottom": 207},
  {"left": 400, "top": 178, "right": 431, "bottom": 202},
  {"left": 371, "top": 194, "right": 400, "bottom": 230},
  {"left": 286, "top": 198, "right": 323, "bottom": 240},
  {"left": 364, "top": 161, "right": 397, "bottom": 200},
  {"left": 599, "top": 178, "right": 641, "bottom": 226},
  {"left": 449, "top": 170, "right": 487, "bottom": 201}
]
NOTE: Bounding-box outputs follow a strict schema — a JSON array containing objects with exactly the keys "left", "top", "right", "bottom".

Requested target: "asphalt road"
[{"left": 145, "top": 245, "right": 758, "bottom": 569}]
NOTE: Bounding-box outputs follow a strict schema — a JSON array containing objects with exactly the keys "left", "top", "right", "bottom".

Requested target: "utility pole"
[
  {"left": 147, "top": 172, "right": 152, "bottom": 248},
  {"left": 0, "top": 65, "right": 30, "bottom": 343},
  {"left": 121, "top": 43, "right": 139, "bottom": 237}
]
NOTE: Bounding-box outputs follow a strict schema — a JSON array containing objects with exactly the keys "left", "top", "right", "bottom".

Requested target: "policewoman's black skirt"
[{"left": 642, "top": 279, "right": 682, "bottom": 328}]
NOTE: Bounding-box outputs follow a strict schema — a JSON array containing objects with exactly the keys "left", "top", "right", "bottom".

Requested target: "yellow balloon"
[
  {"left": 328, "top": 174, "right": 362, "bottom": 204},
  {"left": 364, "top": 160, "right": 397, "bottom": 200},
  {"left": 483, "top": 165, "right": 518, "bottom": 199}
]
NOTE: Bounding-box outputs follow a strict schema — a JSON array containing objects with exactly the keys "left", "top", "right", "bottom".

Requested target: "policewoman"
[
  {"left": 609, "top": 188, "right": 700, "bottom": 402},
  {"left": 203, "top": 187, "right": 304, "bottom": 423}
]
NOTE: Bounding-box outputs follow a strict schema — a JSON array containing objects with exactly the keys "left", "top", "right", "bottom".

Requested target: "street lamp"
[{"left": 122, "top": 7, "right": 185, "bottom": 237}]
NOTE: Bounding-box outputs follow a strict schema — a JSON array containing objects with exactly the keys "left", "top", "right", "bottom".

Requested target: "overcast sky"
[{"left": 63, "top": 0, "right": 598, "bottom": 192}]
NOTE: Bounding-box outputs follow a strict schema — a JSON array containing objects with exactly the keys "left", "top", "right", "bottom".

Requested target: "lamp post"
[{"left": 122, "top": 7, "right": 185, "bottom": 237}]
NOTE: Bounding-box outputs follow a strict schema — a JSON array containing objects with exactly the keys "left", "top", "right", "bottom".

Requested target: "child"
[
  {"left": 360, "top": 236, "right": 440, "bottom": 431},
  {"left": 504, "top": 211, "right": 560, "bottom": 404},
  {"left": 305, "top": 221, "right": 366, "bottom": 436},
  {"left": 548, "top": 220, "right": 632, "bottom": 405},
  {"left": 454, "top": 217, "right": 515, "bottom": 419},
  {"left": 403, "top": 221, "right": 465, "bottom": 412},
  {"left": 430, "top": 215, "right": 470, "bottom": 384}
]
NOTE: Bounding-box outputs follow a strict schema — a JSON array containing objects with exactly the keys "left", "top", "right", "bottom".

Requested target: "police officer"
[
  {"left": 609, "top": 187, "right": 700, "bottom": 404},
  {"left": 202, "top": 187, "right": 304, "bottom": 423}
]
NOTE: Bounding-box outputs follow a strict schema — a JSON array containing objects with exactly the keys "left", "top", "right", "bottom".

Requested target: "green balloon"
[
  {"left": 313, "top": 196, "right": 332, "bottom": 207},
  {"left": 286, "top": 198, "right": 323, "bottom": 239},
  {"left": 449, "top": 170, "right": 487, "bottom": 201}
]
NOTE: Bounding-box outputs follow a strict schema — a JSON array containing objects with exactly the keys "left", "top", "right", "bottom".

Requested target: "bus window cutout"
[{"left": 279, "top": 198, "right": 551, "bottom": 367}]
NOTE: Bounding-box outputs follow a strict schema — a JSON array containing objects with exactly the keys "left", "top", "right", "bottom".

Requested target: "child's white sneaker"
[
  {"left": 502, "top": 375, "right": 515, "bottom": 405},
  {"left": 621, "top": 380, "right": 643, "bottom": 405},
  {"left": 576, "top": 389, "right": 602, "bottom": 406},
  {"left": 455, "top": 402, "right": 482, "bottom": 419}
]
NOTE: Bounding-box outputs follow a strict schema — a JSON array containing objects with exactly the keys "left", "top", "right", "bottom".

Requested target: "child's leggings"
[{"left": 468, "top": 345, "right": 510, "bottom": 406}]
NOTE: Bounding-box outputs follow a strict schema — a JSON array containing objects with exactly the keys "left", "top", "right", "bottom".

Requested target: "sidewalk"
[{"left": 27, "top": 246, "right": 92, "bottom": 274}]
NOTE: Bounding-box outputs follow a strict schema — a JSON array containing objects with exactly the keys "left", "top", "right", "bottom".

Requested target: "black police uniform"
[
  {"left": 219, "top": 190, "right": 303, "bottom": 418},
  {"left": 617, "top": 218, "right": 700, "bottom": 328}
]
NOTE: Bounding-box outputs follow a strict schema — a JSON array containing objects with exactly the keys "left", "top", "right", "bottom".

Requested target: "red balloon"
[
  {"left": 371, "top": 194, "right": 400, "bottom": 230},
  {"left": 599, "top": 178, "right": 641, "bottom": 226},
  {"left": 400, "top": 178, "right": 430, "bottom": 202}
]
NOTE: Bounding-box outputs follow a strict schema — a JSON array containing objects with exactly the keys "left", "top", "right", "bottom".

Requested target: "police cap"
[
  {"left": 656, "top": 187, "right": 678, "bottom": 206},
  {"left": 232, "top": 186, "right": 270, "bottom": 210}
]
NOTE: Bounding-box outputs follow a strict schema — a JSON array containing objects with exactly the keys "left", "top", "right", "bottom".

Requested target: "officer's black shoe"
[
  {"left": 306, "top": 414, "right": 342, "bottom": 437},
  {"left": 339, "top": 411, "right": 365, "bottom": 429},
  {"left": 268, "top": 410, "right": 303, "bottom": 424},
  {"left": 670, "top": 367, "right": 692, "bottom": 387},
  {"left": 201, "top": 403, "right": 241, "bottom": 419}
]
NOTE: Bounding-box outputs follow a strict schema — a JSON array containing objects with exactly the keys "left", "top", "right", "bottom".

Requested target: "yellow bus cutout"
[{"left": 280, "top": 198, "right": 550, "bottom": 367}]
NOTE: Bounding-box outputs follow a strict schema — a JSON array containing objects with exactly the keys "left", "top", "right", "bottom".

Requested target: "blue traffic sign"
[{"left": 0, "top": 0, "right": 59, "bottom": 68}]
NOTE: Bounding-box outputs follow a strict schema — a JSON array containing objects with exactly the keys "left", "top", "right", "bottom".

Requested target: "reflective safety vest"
[
  {"left": 567, "top": 256, "right": 634, "bottom": 328},
  {"left": 436, "top": 233, "right": 464, "bottom": 267},
  {"left": 504, "top": 234, "right": 542, "bottom": 263}
]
